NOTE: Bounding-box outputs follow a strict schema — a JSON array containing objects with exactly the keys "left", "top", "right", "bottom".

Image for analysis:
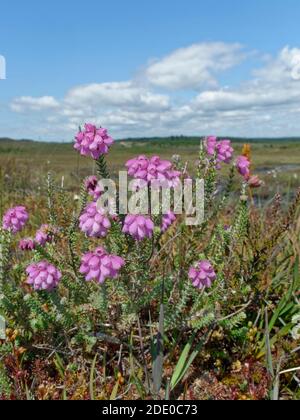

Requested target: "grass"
[
  {"left": 1, "top": 137, "right": 300, "bottom": 188},
  {"left": 1, "top": 137, "right": 299, "bottom": 223}
]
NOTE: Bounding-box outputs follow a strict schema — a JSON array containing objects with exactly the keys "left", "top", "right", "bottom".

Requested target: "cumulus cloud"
[
  {"left": 255, "top": 46, "right": 300, "bottom": 82},
  {"left": 144, "top": 42, "right": 245, "bottom": 90},
  {"left": 10, "top": 96, "right": 60, "bottom": 112},
  {"left": 193, "top": 84, "right": 300, "bottom": 112},
  {"left": 192, "top": 47, "right": 300, "bottom": 117},
  {"left": 7, "top": 44, "right": 300, "bottom": 140},
  {"left": 64, "top": 81, "right": 170, "bottom": 111}
]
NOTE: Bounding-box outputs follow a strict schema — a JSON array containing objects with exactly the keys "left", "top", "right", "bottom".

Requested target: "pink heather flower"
[
  {"left": 122, "top": 215, "right": 154, "bottom": 241},
  {"left": 126, "top": 155, "right": 149, "bottom": 180},
  {"left": 74, "top": 124, "right": 114, "bottom": 160},
  {"left": 85, "top": 176, "right": 104, "bottom": 200},
  {"left": 19, "top": 238, "right": 35, "bottom": 251},
  {"left": 164, "top": 168, "right": 182, "bottom": 188},
  {"left": 248, "top": 175, "right": 263, "bottom": 189},
  {"left": 189, "top": 260, "right": 216, "bottom": 289},
  {"left": 236, "top": 156, "right": 251, "bottom": 179},
  {"left": 35, "top": 225, "right": 57, "bottom": 246},
  {"left": 161, "top": 211, "right": 176, "bottom": 233},
  {"left": 150, "top": 156, "right": 181, "bottom": 187},
  {"left": 216, "top": 140, "right": 234, "bottom": 164},
  {"left": 26, "top": 261, "right": 62, "bottom": 291},
  {"left": 205, "top": 137, "right": 234, "bottom": 166},
  {"left": 2, "top": 206, "right": 29, "bottom": 234},
  {"left": 125, "top": 155, "right": 181, "bottom": 187},
  {"left": 79, "top": 202, "right": 111, "bottom": 238},
  {"left": 79, "top": 247, "right": 125, "bottom": 284},
  {"left": 205, "top": 136, "right": 218, "bottom": 156}
]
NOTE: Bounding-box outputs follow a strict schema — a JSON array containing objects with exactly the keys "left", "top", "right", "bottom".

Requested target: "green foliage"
[
  {"left": 219, "top": 312, "right": 247, "bottom": 330},
  {"left": 0, "top": 364, "right": 11, "bottom": 398},
  {"left": 96, "top": 155, "right": 110, "bottom": 179}
]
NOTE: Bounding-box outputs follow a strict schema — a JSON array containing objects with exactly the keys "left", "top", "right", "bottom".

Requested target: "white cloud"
[
  {"left": 193, "top": 85, "right": 300, "bottom": 112},
  {"left": 255, "top": 46, "right": 300, "bottom": 82},
  {"left": 10, "top": 96, "right": 60, "bottom": 112},
  {"left": 64, "top": 81, "right": 170, "bottom": 111},
  {"left": 144, "top": 42, "right": 245, "bottom": 90},
  {"left": 191, "top": 47, "right": 300, "bottom": 119},
  {"left": 7, "top": 44, "right": 300, "bottom": 140}
]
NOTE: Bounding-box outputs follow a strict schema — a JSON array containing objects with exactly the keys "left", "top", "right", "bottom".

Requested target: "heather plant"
[{"left": 0, "top": 129, "right": 299, "bottom": 400}]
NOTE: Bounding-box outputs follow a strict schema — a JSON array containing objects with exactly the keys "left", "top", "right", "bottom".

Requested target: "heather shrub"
[{"left": 0, "top": 125, "right": 299, "bottom": 400}]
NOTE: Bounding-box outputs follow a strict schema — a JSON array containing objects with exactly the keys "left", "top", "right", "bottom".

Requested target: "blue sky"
[{"left": 1, "top": 0, "right": 300, "bottom": 140}]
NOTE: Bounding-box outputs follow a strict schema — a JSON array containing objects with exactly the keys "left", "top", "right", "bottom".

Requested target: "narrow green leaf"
[
  {"left": 54, "top": 353, "right": 65, "bottom": 380},
  {"left": 110, "top": 381, "right": 119, "bottom": 401},
  {"left": 170, "top": 335, "right": 194, "bottom": 390}
]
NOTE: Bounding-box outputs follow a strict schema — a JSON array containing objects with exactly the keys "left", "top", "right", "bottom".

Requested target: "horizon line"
[{"left": 1, "top": 135, "right": 300, "bottom": 144}]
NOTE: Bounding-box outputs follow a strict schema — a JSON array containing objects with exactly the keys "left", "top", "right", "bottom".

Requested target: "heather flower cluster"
[
  {"left": 125, "top": 156, "right": 181, "bottom": 237},
  {"left": 216, "top": 140, "right": 234, "bottom": 164},
  {"left": 74, "top": 124, "right": 114, "bottom": 160},
  {"left": 79, "top": 202, "right": 111, "bottom": 238},
  {"left": 122, "top": 215, "right": 154, "bottom": 241},
  {"left": 79, "top": 247, "right": 125, "bottom": 284},
  {"left": 2, "top": 206, "right": 28, "bottom": 234},
  {"left": 236, "top": 155, "right": 251, "bottom": 180},
  {"left": 26, "top": 261, "right": 62, "bottom": 291},
  {"left": 205, "top": 136, "right": 234, "bottom": 167},
  {"left": 189, "top": 260, "right": 217, "bottom": 289},
  {"left": 126, "top": 155, "right": 181, "bottom": 187}
]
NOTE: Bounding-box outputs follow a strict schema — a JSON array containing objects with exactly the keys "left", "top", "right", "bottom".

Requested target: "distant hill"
[
  {"left": 0, "top": 137, "right": 36, "bottom": 143},
  {"left": 122, "top": 136, "right": 300, "bottom": 146}
]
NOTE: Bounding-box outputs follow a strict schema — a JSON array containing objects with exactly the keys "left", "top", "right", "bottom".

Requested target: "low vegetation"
[{"left": 0, "top": 131, "right": 299, "bottom": 400}]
